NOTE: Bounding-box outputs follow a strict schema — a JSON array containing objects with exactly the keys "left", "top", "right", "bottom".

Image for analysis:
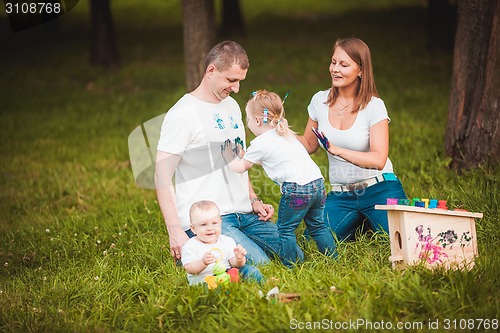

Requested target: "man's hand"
[
  {"left": 167, "top": 225, "right": 189, "bottom": 260},
  {"left": 252, "top": 200, "right": 275, "bottom": 221}
]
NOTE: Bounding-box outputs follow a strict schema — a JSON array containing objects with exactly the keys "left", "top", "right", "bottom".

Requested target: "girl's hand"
[
  {"left": 221, "top": 139, "right": 236, "bottom": 163},
  {"left": 234, "top": 141, "right": 245, "bottom": 158}
]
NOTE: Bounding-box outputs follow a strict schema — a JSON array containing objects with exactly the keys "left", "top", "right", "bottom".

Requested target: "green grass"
[{"left": 1, "top": 1, "right": 499, "bottom": 332}]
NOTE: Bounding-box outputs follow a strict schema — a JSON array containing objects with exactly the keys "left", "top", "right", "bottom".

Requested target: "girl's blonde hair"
[
  {"left": 326, "top": 37, "right": 379, "bottom": 112},
  {"left": 246, "top": 90, "right": 293, "bottom": 136}
]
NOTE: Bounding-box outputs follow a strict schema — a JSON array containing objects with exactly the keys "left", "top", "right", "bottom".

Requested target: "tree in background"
[
  {"left": 89, "top": 0, "right": 119, "bottom": 68},
  {"left": 87, "top": 0, "right": 241, "bottom": 88},
  {"left": 445, "top": 0, "right": 499, "bottom": 169},
  {"left": 426, "top": 0, "right": 456, "bottom": 51},
  {"left": 182, "top": 0, "right": 216, "bottom": 91}
]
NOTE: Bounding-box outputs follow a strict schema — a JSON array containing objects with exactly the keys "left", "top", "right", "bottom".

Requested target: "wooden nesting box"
[{"left": 375, "top": 205, "right": 482, "bottom": 270}]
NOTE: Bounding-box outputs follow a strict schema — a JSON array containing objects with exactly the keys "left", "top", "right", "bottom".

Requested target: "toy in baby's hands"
[
  {"left": 226, "top": 267, "right": 240, "bottom": 283},
  {"left": 203, "top": 262, "right": 240, "bottom": 289},
  {"left": 213, "top": 262, "right": 230, "bottom": 284}
]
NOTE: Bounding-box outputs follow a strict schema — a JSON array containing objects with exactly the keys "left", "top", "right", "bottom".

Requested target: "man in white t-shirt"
[{"left": 155, "top": 41, "right": 280, "bottom": 264}]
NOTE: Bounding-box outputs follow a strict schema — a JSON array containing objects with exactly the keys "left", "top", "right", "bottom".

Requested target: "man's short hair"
[{"left": 205, "top": 40, "right": 249, "bottom": 72}]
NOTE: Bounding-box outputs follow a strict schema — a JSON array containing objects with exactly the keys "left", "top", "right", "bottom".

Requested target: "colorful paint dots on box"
[{"left": 387, "top": 198, "right": 450, "bottom": 210}]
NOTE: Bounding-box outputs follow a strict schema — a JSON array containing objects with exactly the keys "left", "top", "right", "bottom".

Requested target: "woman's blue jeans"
[
  {"left": 325, "top": 178, "right": 407, "bottom": 241},
  {"left": 278, "top": 179, "right": 335, "bottom": 267}
]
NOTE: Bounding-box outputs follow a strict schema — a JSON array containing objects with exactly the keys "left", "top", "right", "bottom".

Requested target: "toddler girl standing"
[{"left": 222, "top": 90, "right": 335, "bottom": 267}]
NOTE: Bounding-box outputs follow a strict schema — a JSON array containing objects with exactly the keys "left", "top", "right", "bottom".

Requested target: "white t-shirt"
[
  {"left": 307, "top": 89, "right": 394, "bottom": 184},
  {"left": 157, "top": 94, "right": 252, "bottom": 230},
  {"left": 181, "top": 235, "right": 236, "bottom": 285},
  {"left": 243, "top": 129, "right": 323, "bottom": 186}
]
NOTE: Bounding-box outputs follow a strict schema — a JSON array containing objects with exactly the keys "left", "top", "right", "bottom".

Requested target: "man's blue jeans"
[
  {"left": 278, "top": 179, "right": 335, "bottom": 267},
  {"left": 238, "top": 264, "right": 264, "bottom": 283},
  {"left": 325, "top": 178, "right": 407, "bottom": 241},
  {"left": 220, "top": 212, "right": 280, "bottom": 265}
]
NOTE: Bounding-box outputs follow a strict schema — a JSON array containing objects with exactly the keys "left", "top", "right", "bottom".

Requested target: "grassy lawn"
[{"left": 1, "top": 1, "right": 498, "bottom": 332}]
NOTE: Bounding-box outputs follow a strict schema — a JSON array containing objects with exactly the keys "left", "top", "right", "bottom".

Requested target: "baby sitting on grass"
[{"left": 181, "top": 200, "right": 263, "bottom": 287}]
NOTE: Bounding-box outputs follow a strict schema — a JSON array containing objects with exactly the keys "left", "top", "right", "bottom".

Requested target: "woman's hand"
[{"left": 312, "top": 127, "right": 331, "bottom": 151}]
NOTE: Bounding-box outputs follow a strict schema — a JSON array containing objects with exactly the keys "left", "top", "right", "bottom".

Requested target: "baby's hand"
[
  {"left": 233, "top": 244, "right": 247, "bottom": 259},
  {"left": 202, "top": 251, "right": 216, "bottom": 265}
]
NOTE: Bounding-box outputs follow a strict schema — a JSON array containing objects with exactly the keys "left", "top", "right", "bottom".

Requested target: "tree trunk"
[
  {"left": 445, "top": 0, "right": 500, "bottom": 169},
  {"left": 219, "top": 0, "right": 246, "bottom": 37},
  {"left": 90, "top": 0, "right": 119, "bottom": 68},
  {"left": 182, "top": 0, "right": 216, "bottom": 92}
]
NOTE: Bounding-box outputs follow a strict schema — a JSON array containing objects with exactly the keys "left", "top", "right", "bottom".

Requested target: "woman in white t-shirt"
[
  {"left": 298, "top": 37, "right": 407, "bottom": 241},
  {"left": 222, "top": 90, "right": 335, "bottom": 267}
]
